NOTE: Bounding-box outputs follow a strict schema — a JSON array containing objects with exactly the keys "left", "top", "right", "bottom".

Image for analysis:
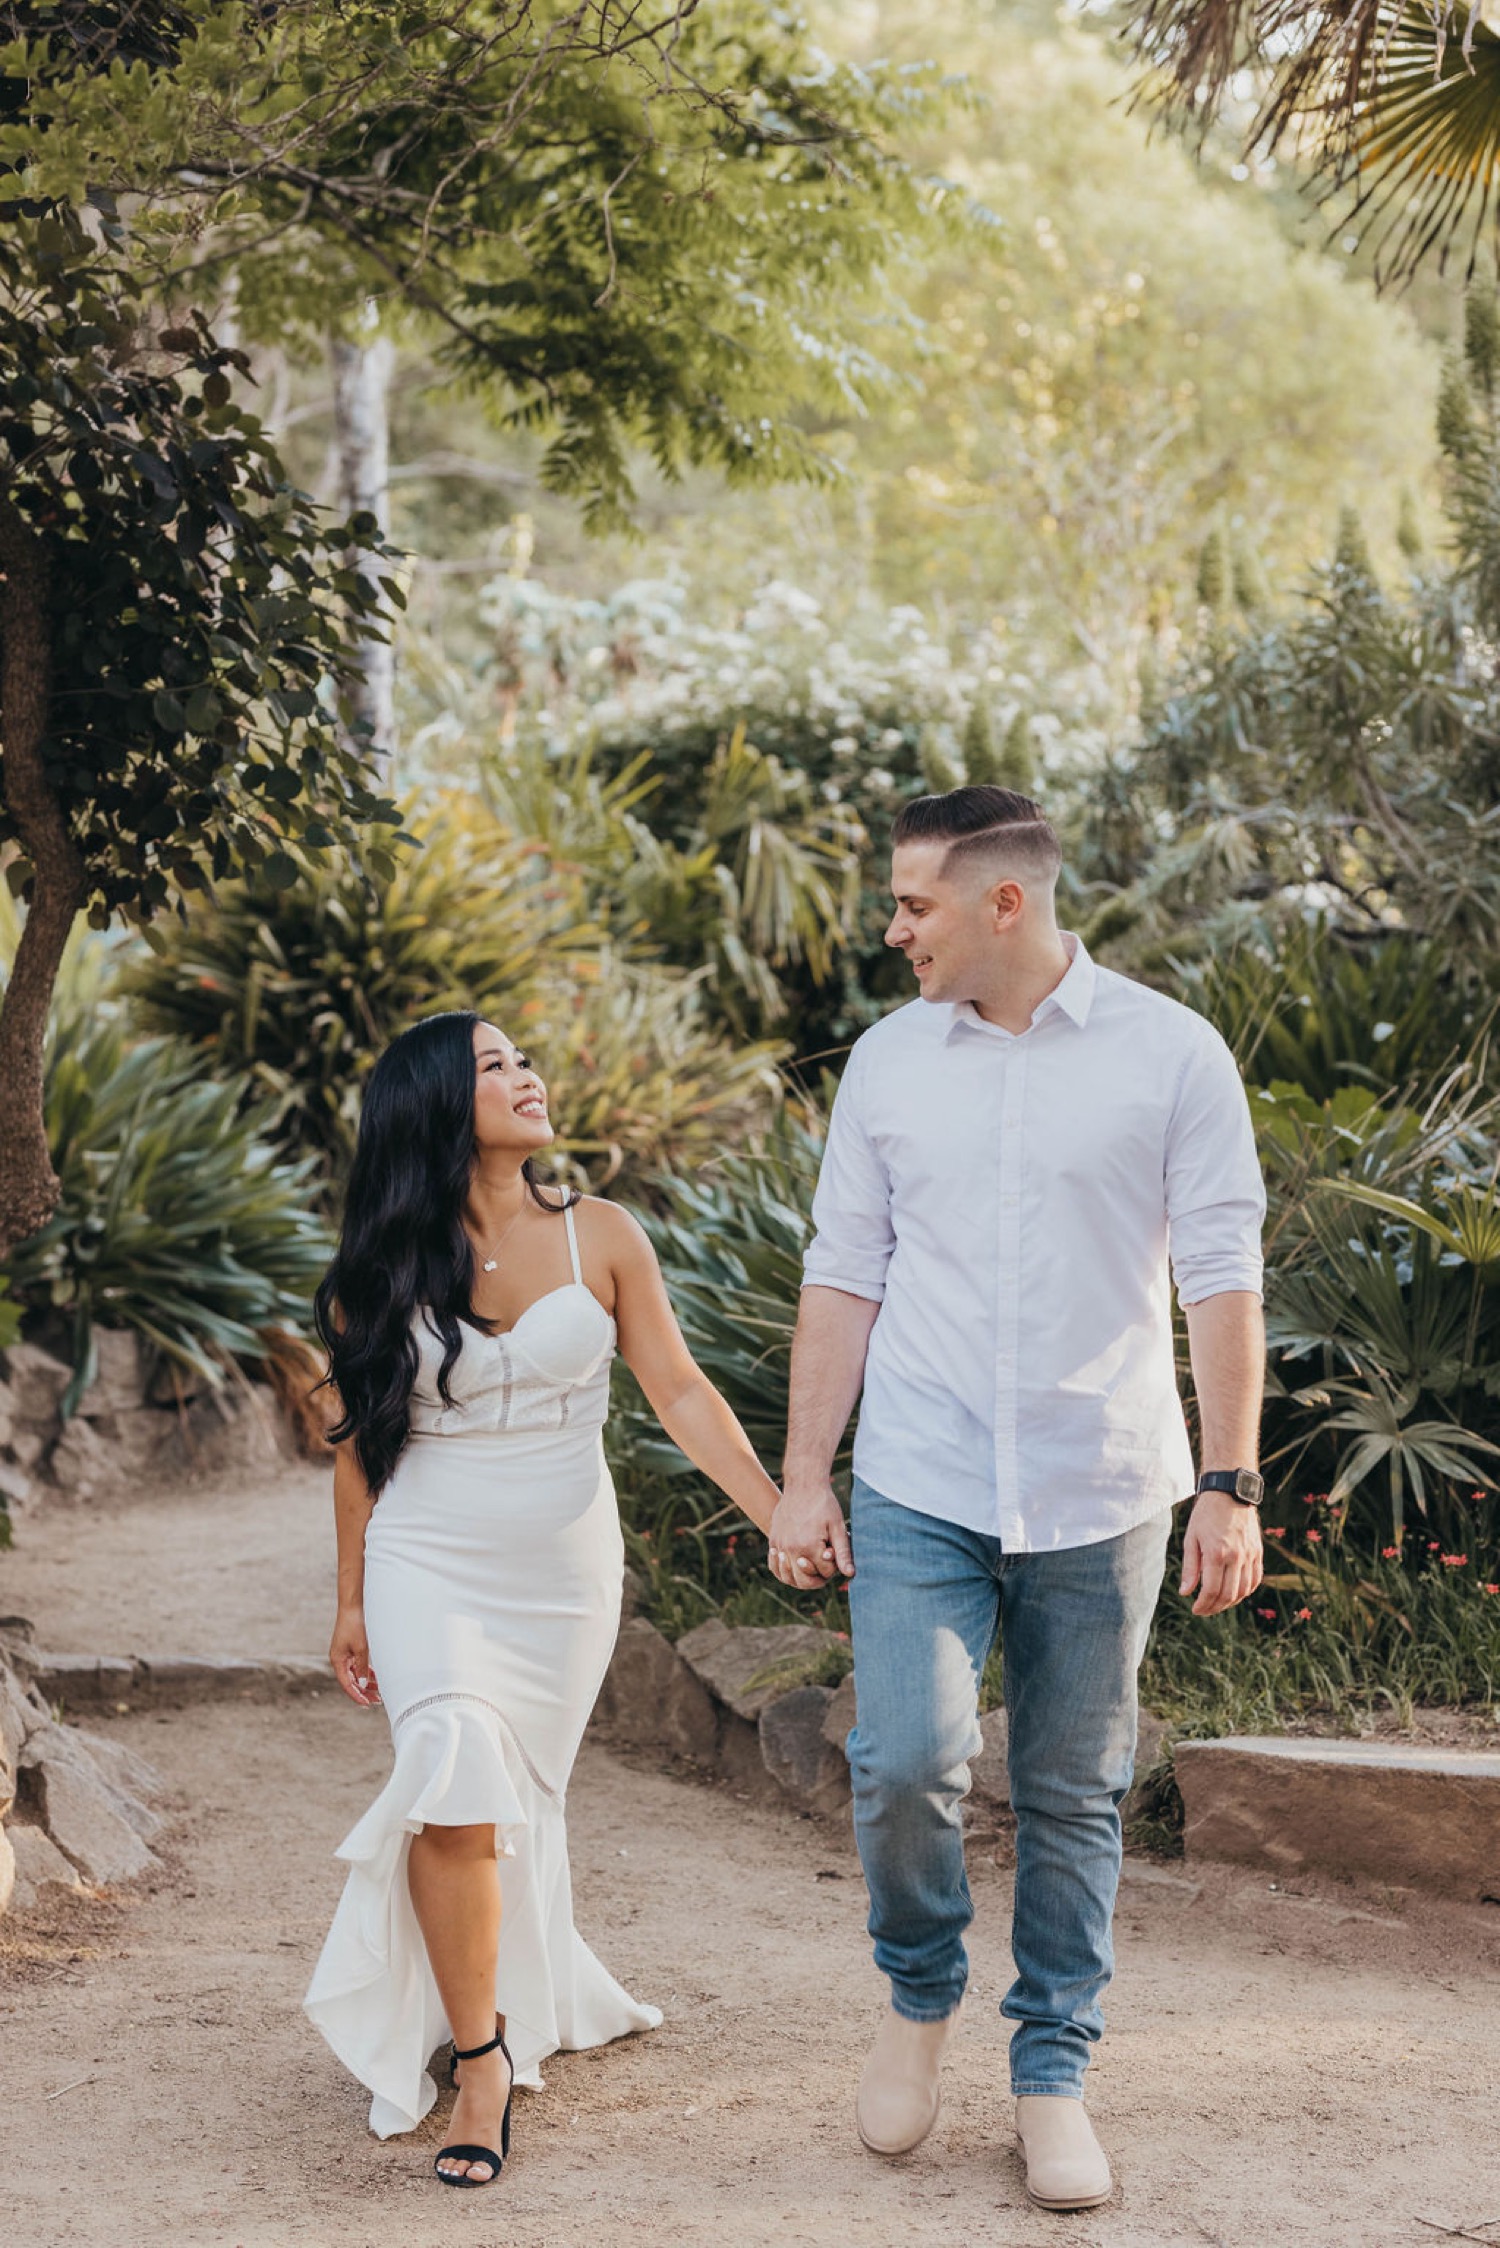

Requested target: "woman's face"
[{"left": 472, "top": 1021, "right": 553, "bottom": 1155}]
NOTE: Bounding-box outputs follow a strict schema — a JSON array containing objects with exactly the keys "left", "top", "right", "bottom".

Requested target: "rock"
[
  {"left": 675, "top": 1620, "right": 841, "bottom": 1723},
  {"left": 0, "top": 1455, "right": 34, "bottom": 1509},
  {"left": 2, "top": 1342, "right": 71, "bottom": 1430},
  {"left": 760, "top": 1687, "right": 850, "bottom": 1814},
  {"left": 822, "top": 1671, "right": 857, "bottom": 1756},
  {"left": 715, "top": 1709, "right": 788, "bottom": 1807},
  {"left": 67, "top": 1727, "right": 165, "bottom": 1808},
  {"left": 1176, "top": 1735, "right": 1500, "bottom": 1901},
  {"left": 0, "top": 1822, "right": 13, "bottom": 1915},
  {"left": 78, "top": 1328, "right": 149, "bottom": 1418},
  {"left": 594, "top": 1618, "right": 719, "bottom": 1765},
  {"left": 4, "top": 1425, "right": 48, "bottom": 1471},
  {"left": 620, "top": 1565, "right": 644, "bottom": 1622},
  {"left": 0, "top": 1614, "right": 38, "bottom": 1672},
  {"left": 8, "top": 1821, "right": 85, "bottom": 1907},
  {"left": 45, "top": 1415, "right": 121, "bottom": 1505},
  {"left": 21, "top": 1723, "right": 162, "bottom": 1882},
  {"left": 0, "top": 1663, "right": 42, "bottom": 1771}
]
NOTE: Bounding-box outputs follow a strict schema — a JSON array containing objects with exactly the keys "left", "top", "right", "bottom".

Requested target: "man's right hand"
[{"left": 768, "top": 1478, "right": 854, "bottom": 1587}]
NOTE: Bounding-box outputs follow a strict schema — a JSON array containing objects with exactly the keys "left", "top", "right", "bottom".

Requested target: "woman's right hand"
[{"left": 330, "top": 1606, "right": 380, "bottom": 1707}]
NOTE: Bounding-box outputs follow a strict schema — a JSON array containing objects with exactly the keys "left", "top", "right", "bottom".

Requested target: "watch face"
[{"left": 1235, "top": 1469, "right": 1263, "bottom": 1501}]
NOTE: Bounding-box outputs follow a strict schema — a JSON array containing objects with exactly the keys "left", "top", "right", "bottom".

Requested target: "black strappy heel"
[{"left": 434, "top": 2027, "right": 513, "bottom": 2189}]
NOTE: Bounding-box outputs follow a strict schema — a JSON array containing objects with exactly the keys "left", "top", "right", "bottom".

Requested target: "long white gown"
[{"left": 304, "top": 1200, "right": 662, "bottom": 2138}]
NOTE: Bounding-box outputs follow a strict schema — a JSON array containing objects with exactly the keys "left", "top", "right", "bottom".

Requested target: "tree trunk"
[
  {"left": 0, "top": 500, "right": 84, "bottom": 1262},
  {"left": 329, "top": 330, "right": 397, "bottom": 771}
]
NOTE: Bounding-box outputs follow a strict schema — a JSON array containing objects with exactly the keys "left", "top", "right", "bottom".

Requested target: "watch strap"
[{"left": 1195, "top": 1467, "right": 1264, "bottom": 1507}]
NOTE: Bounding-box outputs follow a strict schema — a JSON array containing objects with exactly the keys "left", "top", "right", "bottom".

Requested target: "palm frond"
[{"left": 1121, "top": 3, "right": 1500, "bottom": 284}]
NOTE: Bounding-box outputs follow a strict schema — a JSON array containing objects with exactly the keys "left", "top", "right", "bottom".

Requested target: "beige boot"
[
  {"left": 1015, "top": 2094, "right": 1112, "bottom": 2210},
  {"left": 856, "top": 2006, "right": 958, "bottom": 2156}
]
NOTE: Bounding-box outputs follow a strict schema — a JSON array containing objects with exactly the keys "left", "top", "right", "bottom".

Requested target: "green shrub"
[
  {"left": 1252, "top": 1080, "right": 1500, "bottom": 1553},
  {"left": 4, "top": 1011, "right": 330, "bottom": 1403},
  {"left": 605, "top": 1104, "right": 859, "bottom": 1631},
  {"left": 1182, "top": 928, "right": 1486, "bottom": 1102},
  {"left": 121, "top": 796, "right": 593, "bottom": 1175},
  {"left": 122, "top": 790, "right": 785, "bottom": 1200}
]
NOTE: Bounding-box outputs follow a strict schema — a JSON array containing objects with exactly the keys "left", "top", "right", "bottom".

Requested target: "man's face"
[{"left": 885, "top": 841, "right": 1007, "bottom": 1005}]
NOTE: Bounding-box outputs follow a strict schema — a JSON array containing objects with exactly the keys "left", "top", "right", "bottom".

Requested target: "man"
[{"left": 767, "top": 785, "right": 1266, "bottom": 2212}]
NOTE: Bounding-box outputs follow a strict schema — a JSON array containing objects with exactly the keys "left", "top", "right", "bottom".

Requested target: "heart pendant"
[{"left": 482, "top": 1259, "right": 497, "bottom": 1272}]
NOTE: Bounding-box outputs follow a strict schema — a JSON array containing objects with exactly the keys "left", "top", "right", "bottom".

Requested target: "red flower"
[
  {"left": 1484, "top": 1584, "right": 1500, "bottom": 1596},
  {"left": 1381, "top": 1546, "right": 1400, "bottom": 1559},
  {"left": 1294, "top": 1606, "right": 1312, "bottom": 1621},
  {"left": 1305, "top": 1529, "right": 1323, "bottom": 1544},
  {"left": 1441, "top": 1553, "right": 1468, "bottom": 1568},
  {"left": 1264, "top": 1525, "right": 1286, "bottom": 1539},
  {"left": 1256, "top": 1606, "right": 1276, "bottom": 1619}
]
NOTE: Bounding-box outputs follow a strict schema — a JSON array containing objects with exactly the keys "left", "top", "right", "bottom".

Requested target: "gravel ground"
[{"left": 3, "top": 1467, "right": 1500, "bottom": 2248}]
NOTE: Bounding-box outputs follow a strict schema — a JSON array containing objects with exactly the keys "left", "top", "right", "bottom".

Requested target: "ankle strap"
[{"left": 452, "top": 2029, "right": 505, "bottom": 2063}]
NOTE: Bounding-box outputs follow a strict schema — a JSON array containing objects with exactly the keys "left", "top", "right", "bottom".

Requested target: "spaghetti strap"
[{"left": 562, "top": 1198, "right": 584, "bottom": 1286}]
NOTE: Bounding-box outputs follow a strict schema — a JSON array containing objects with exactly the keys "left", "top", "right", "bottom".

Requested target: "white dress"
[{"left": 304, "top": 1200, "right": 661, "bottom": 2138}]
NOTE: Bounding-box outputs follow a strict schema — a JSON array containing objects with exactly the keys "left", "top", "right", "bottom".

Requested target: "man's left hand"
[{"left": 1180, "top": 1490, "right": 1263, "bottom": 1617}]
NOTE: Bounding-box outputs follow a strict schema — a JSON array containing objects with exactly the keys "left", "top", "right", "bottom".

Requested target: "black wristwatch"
[{"left": 1193, "top": 1467, "right": 1264, "bottom": 1508}]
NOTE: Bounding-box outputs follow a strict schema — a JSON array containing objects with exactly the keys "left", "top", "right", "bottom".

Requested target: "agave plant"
[
  {"left": 122, "top": 796, "right": 598, "bottom": 1176},
  {"left": 1182, "top": 928, "right": 1488, "bottom": 1102},
  {"left": 604, "top": 1102, "right": 839, "bottom": 1623},
  {"left": 1256, "top": 1080, "right": 1500, "bottom": 1545},
  {"left": 4, "top": 1010, "right": 330, "bottom": 1404},
  {"left": 609, "top": 1101, "right": 830, "bottom": 1477},
  {"left": 481, "top": 727, "right": 864, "bottom": 1040},
  {"left": 534, "top": 955, "right": 786, "bottom": 1198}
]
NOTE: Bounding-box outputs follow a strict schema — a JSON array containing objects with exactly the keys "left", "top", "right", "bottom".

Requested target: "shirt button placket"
[{"left": 994, "top": 1042, "right": 1026, "bottom": 1547}]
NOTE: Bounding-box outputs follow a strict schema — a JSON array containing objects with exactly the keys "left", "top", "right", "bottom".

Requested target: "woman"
[{"left": 303, "top": 1011, "right": 790, "bottom": 2187}]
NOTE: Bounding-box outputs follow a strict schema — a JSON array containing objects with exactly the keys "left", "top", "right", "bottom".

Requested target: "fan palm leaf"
[{"left": 1121, "top": 3, "right": 1500, "bottom": 283}]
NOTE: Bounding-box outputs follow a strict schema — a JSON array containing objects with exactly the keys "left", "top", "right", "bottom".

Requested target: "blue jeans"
[{"left": 846, "top": 1476, "right": 1170, "bottom": 2098}]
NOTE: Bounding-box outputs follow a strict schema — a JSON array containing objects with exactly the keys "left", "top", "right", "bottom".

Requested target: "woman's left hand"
[{"left": 330, "top": 1605, "right": 381, "bottom": 1706}]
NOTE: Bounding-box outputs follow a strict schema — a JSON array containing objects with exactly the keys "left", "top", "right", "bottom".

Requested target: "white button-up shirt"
[{"left": 801, "top": 936, "right": 1265, "bottom": 1551}]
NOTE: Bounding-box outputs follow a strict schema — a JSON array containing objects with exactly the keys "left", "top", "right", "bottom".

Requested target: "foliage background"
[{"left": 6, "top": 0, "right": 1500, "bottom": 1747}]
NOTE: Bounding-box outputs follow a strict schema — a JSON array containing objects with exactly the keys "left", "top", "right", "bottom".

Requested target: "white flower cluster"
[{"left": 474, "top": 572, "right": 1046, "bottom": 804}]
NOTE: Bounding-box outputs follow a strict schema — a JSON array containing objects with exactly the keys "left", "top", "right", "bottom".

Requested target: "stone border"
[
  {"left": 32, "top": 1652, "right": 330, "bottom": 1710},
  {"left": 1176, "top": 1735, "right": 1500, "bottom": 1902}
]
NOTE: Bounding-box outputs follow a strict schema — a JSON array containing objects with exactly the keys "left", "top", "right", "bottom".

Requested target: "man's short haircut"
[{"left": 891, "top": 785, "right": 1062, "bottom": 889}]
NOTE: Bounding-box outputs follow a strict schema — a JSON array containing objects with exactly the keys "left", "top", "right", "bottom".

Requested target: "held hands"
[
  {"left": 330, "top": 1605, "right": 381, "bottom": 1707},
  {"left": 767, "top": 1478, "right": 854, "bottom": 1590},
  {"left": 1180, "top": 1491, "right": 1263, "bottom": 1618}
]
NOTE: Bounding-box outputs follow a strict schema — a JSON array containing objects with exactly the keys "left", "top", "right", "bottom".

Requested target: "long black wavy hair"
[{"left": 314, "top": 1009, "right": 577, "bottom": 1496}]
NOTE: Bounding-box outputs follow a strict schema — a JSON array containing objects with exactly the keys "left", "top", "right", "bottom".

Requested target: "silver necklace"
[{"left": 472, "top": 1198, "right": 527, "bottom": 1273}]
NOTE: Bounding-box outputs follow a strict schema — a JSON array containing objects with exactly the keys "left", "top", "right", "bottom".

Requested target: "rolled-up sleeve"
[
  {"left": 802, "top": 1045, "right": 895, "bottom": 1302},
  {"left": 1165, "top": 1026, "right": 1266, "bottom": 1305}
]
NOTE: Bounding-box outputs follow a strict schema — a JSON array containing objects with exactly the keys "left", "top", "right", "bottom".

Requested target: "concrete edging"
[{"left": 33, "top": 1652, "right": 330, "bottom": 1710}]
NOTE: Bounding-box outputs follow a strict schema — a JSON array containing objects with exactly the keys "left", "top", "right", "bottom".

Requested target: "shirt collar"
[{"left": 944, "top": 932, "right": 1097, "bottom": 1041}]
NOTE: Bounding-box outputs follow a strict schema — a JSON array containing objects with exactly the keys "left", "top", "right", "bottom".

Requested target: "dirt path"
[{"left": 4, "top": 1470, "right": 1500, "bottom": 2248}]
